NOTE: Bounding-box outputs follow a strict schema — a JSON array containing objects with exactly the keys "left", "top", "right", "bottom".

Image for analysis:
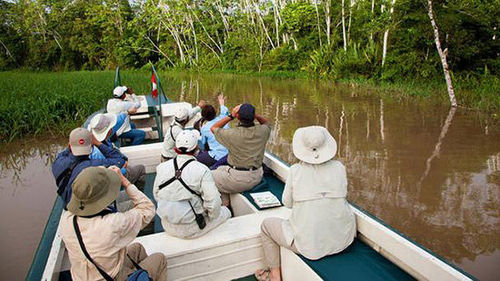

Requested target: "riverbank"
[{"left": 0, "top": 70, "right": 498, "bottom": 142}]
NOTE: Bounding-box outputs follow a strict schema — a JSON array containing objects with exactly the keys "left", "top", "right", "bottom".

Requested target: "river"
[{"left": 0, "top": 73, "right": 498, "bottom": 280}]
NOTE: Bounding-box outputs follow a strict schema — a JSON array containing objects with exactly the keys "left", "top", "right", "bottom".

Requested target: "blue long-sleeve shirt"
[
  {"left": 52, "top": 144, "right": 126, "bottom": 206},
  {"left": 199, "top": 105, "right": 229, "bottom": 160},
  {"left": 89, "top": 141, "right": 128, "bottom": 175}
]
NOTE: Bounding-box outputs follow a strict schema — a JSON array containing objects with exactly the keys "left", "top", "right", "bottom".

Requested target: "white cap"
[
  {"left": 174, "top": 108, "right": 189, "bottom": 122},
  {"left": 89, "top": 113, "right": 117, "bottom": 142},
  {"left": 175, "top": 130, "right": 200, "bottom": 152},
  {"left": 113, "top": 86, "right": 128, "bottom": 98}
]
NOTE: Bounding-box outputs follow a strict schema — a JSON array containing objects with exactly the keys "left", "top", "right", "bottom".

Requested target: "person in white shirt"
[
  {"left": 154, "top": 129, "right": 231, "bottom": 238},
  {"left": 160, "top": 100, "right": 205, "bottom": 161},
  {"left": 107, "top": 86, "right": 145, "bottom": 145},
  {"left": 255, "top": 126, "right": 356, "bottom": 281}
]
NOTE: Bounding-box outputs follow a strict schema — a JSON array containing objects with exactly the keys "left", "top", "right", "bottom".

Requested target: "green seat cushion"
[
  {"left": 242, "top": 175, "right": 285, "bottom": 210},
  {"left": 299, "top": 239, "right": 415, "bottom": 281}
]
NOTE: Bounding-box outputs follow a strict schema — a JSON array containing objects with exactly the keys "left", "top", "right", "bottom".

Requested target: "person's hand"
[
  {"left": 123, "top": 161, "right": 129, "bottom": 168},
  {"left": 231, "top": 104, "right": 241, "bottom": 118},
  {"left": 108, "top": 166, "right": 121, "bottom": 177},
  {"left": 108, "top": 166, "right": 130, "bottom": 187},
  {"left": 127, "top": 107, "right": 137, "bottom": 114},
  {"left": 90, "top": 133, "right": 101, "bottom": 146},
  {"left": 218, "top": 94, "right": 225, "bottom": 106},
  {"left": 198, "top": 99, "right": 206, "bottom": 108}
]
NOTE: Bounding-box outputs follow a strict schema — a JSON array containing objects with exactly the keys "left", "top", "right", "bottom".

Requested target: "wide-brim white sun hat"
[
  {"left": 89, "top": 113, "right": 117, "bottom": 142},
  {"left": 113, "top": 86, "right": 128, "bottom": 98},
  {"left": 292, "top": 126, "right": 337, "bottom": 164},
  {"left": 176, "top": 129, "right": 201, "bottom": 152}
]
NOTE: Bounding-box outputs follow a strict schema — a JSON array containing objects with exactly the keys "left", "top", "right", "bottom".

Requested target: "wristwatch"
[{"left": 228, "top": 114, "right": 235, "bottom": 120}]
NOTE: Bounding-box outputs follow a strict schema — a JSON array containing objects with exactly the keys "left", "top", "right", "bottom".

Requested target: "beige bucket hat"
[
  {"left": 67, "top": 167, "right": 121, "bottom": 216},
  {"left": 292, "top": 126, "right": 337, "bottom": 164},
  {"left": 89, "top": 113, "right": 117, "bottom": 142}
]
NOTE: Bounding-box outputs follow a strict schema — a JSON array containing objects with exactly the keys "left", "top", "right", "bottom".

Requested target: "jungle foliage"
[{"left": 0, "top": 0, "right": 498, "bottom": 105}]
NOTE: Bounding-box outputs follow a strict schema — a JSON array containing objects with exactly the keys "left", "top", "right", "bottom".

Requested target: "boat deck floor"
[{"left": 59, "top": 171, "right": 414, "bottom": 281}]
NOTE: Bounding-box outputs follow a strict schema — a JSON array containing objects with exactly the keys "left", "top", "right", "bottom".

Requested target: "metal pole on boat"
[
  {"left": 151, "top": 63, "right": 164, "bottom": 140},
  {"left": 114, "top": 66, "right": 121, "bottom": 88}
]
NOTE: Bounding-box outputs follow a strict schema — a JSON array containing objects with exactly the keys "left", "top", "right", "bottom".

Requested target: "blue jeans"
[{"left": 120, "top": 124, "right": 145, "bottom": 145}]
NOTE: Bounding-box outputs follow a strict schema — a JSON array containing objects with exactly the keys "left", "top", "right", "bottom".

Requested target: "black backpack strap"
[
  {"left": 158, "top": 158, "right": 197, "bottom": 193},
  {"left": 127, "top": 254, "right": 143, "bottom": 271},
  {"left": 73, "top": 216, "right": 114, "bottom": 281},
  {"left": 169, "top": 125, "right": 176, "bottom": 141}
]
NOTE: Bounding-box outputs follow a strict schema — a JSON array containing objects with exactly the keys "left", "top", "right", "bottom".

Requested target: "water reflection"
[
  {"left": 161, "top": 73, "right": 499, "bottom": 280},
  {"left": 0, "top": 138, "right": 64, "bottom": 188}
]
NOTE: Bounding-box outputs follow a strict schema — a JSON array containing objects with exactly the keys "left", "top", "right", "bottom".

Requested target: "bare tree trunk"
[
  {"left": 382, "top": 0, "right": 396, "bottom": 66},
  {"left": 427, "top": 0, "right": 457, "bottom": 107},
  {"left": 313, "top": 0, "right": 322, "bottom": 47},
  {"left": 370, "top": 0, "right": 375, "bottom": 40},
  {"left": 341, "top": 0, "right": 347, "bottom": 50},
  {"left": 254, "top": 2, "right": 276, "bottom": 49},
  {"left": 325, "top": 0, "right": 331, "bottom": 46},
  {"left": 347, "top": 0, "right": 353, "bottom": 44}
]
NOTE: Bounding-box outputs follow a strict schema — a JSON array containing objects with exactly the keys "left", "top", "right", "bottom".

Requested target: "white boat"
[{"left": 27, "top": 68, "right": 475, "bottom": 281}]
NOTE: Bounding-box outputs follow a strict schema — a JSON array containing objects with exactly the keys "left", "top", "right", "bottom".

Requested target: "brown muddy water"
[{"left": 1, "top": 73, "right": 499, "bottom": 280}]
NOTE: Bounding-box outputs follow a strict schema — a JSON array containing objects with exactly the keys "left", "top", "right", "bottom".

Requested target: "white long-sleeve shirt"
[
  {"left": 60, "top": 184, "right": 155, "bottom": 281},
  {"left": 160, "top": 106, "right": 201, "bottom": 158},
  {"left": 153, "top": 154, "right": 222, "bottom": 236},
  {"left": 281, "top": 160, "right": 356, "bottom": 260}
]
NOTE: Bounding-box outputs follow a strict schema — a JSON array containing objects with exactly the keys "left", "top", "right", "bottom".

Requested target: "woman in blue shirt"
[{"left": 197, "top": 95, "right": 229, "bottom": 169}]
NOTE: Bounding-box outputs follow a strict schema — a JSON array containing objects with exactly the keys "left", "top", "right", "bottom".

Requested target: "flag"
[{"left": 151, "top": 71, "right": 158, "bottom": 98}]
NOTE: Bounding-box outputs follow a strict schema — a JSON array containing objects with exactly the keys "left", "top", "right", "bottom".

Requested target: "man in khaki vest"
[{"left": 210, "top": 103, "right": 271, "bottom": 206}]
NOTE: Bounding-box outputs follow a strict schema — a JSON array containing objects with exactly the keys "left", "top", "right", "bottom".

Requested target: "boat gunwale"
[{"left": 31, "top": 145, "right": 476, "bottom": 281}]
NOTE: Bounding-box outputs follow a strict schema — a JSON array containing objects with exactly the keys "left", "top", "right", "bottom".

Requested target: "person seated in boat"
[
  {"left": 255, "top": 126, "right": 356, "bottom": 281},
  {"left": 52, "top": 127, "right": 126, "bottom": 207},
  {"left": 160, "top": 100, "right": 205, "bottom": 161},
  {"left": 210, "top": 103, "right": 271, "bottom": 206},
  {"left": 60, "top": 166, "right": 167, "bottom": 281},
  {"left": 154, "top": 130, "right": 231, "bottom": 239},
  {"left": 107, "top": 86, "right": 146, "bottom": 145},
  {"left": 88, "top": 113, "right": 145, "bottom": 187},
  {"left": 196, "top": 94, "right": 230, "bottom": 169}
]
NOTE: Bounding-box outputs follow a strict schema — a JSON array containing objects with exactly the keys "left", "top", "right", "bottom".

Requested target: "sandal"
[{"left": 254, "top": 268, "right": 271, "bottom": 281}]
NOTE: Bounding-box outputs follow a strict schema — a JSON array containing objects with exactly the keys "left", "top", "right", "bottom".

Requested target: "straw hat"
[
  {"left": 67, "top": 167, "right": 121, "bottom": 216},
  {"left": 176, "top": 130, "right": 200, "bottom": 152},
  {"left": 292, "top": 126, "right": 337, "bottom": 164},
  {"left": 89, "top": 113, "right": 117, "bottom": 142}
]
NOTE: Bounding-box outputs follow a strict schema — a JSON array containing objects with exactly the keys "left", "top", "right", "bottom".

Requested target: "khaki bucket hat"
[
  {"left": 89, "top": 113, "right": 117, "bottom": 142},
  {"left": 292, "top": 126, "right": 337, "bottom": 164},
  {"left": 67, "top": 167, "right": 121, "bottom": 216}
]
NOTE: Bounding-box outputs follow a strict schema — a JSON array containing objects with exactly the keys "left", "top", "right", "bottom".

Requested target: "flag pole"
[{"left": 151, "top": 62, "right": 164, "bottom": 140}]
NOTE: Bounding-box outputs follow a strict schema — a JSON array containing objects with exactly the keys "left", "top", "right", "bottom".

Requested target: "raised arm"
[{"left": 255, "top": 114, "right": 268, "bottom": 125}]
